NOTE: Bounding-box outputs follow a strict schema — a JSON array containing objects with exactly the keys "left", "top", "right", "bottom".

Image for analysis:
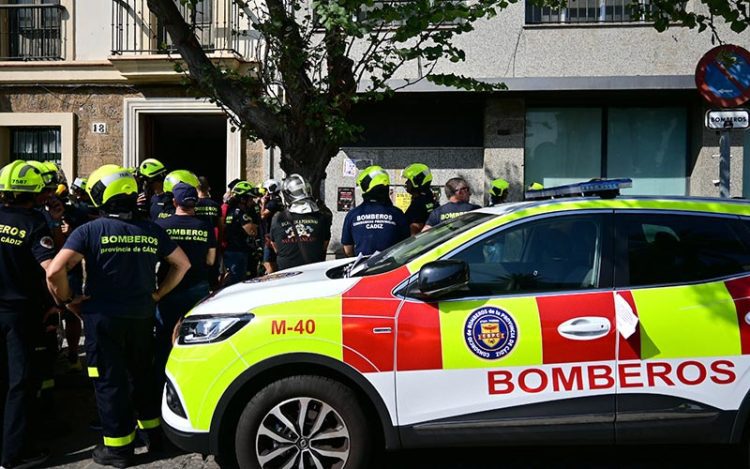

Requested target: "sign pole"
[{"left": 719, "top": 130, "right": 731, "bottom": 198}]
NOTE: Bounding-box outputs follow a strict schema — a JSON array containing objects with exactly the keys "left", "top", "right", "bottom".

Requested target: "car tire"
[{"left": 235, "top": 375, "right": 372, "bottom": 469}]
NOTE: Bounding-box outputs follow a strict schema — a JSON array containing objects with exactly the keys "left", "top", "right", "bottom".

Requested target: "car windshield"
[{"left": 353, "top": 212, "right": 493, "bottom": 276}]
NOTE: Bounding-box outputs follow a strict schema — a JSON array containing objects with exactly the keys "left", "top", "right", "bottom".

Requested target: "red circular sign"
[{"left": 695, "top": 44, "right": 750, "bottom": 108}]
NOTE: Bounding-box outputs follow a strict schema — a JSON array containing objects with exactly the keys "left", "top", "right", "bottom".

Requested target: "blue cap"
[{"left": 173, "top": 182, "right": 198, "bottom": 207}]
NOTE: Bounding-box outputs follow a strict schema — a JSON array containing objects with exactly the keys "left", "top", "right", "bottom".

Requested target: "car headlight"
[{"left": 178, "top": 313, "right": 254, "bottom": 345}]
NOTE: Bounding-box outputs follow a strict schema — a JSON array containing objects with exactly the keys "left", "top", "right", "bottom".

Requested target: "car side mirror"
[{"left": 418, "top": 260, "right": 469, "bottom": 298}]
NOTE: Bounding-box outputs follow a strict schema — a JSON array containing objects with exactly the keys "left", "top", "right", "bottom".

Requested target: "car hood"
[{"left": 189, "top": 258, "right": 359, "bottom": 315}]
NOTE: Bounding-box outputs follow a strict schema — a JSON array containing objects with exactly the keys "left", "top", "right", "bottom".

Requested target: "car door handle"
[{"left": 557, "top": 316, "right": 611, "bottom": 341}]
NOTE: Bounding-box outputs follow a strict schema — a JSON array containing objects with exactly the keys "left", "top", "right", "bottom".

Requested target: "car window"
[
  {"left": 618, "top": 214, "right": 750, "bottom": 287},
  {"left": 354, "top": 212, "right": 492, "bottom": 276},
  {"left": 448, "top": 214, "right": 605, "bottom": 296}
]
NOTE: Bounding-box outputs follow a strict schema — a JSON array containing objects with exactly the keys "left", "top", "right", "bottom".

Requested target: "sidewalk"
[{"left": 39, "top": 351, "right": 219, "bottom": 469}]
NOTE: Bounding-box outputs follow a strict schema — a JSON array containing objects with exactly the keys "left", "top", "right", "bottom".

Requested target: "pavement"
[{"left": 40, "top": 351, "right": 742, "bottom": 469}]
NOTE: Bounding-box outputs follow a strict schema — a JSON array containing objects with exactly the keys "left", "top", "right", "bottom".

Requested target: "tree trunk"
[{"left": 278, "top": 145, "right": 337, "bottom": 200}]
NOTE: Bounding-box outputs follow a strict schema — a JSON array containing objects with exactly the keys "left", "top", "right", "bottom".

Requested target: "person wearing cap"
[
  {"left": 342, "top": 166, "right": 409, "bottom": 257},
  {"left": 134, "top": 158, "right": 168, "bottom": 221},
  {"left": 0, "top": 160, "right": 58, "bottom": 468},
  {"left": 154, "top": 182, "right": 216, "bottom": 396},
  {"left": 223, "top": 181, "right": 260, "bottom": 285},
  {"left": 46, "top": 164, "right": 190, "bottom": 468},
  {"left": 488, "top": 178, "right": 510, "bottom": 206},
  {"left": 423, "top": 177, "right": 481, "bottom": 231},
  {"left": 270, "top": 174, "right": 331, "bottom": 270},
  {"left": 402, "top": 163, "right": 437, "bottom": 235}
]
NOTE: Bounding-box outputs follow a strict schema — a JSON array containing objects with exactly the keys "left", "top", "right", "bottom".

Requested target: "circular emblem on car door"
[{"left": 464, "top": 306, "right": 518, "bottom": 360}]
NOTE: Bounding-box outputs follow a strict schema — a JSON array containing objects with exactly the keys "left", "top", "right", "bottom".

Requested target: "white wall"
[{"left": 75, "top": 0, "right": 113, "bottom": 60}]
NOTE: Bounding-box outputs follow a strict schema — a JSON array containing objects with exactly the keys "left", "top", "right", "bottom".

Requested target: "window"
[
  {"left": 525, "top": 107, "right": 688, "bottom": 195},
  {"left": 617, "top": 214, "right": 750, "bottom": 287},
  {"left": 449, "top": 214, "right": 606, "bottom": 296},
  {"left": 525, "top": 0, "right": 651, "bottom": 24},
  {"left": 354, "top": 212, "right": 492, "bottom": 276},
  {"left": 10, "top": 127, "right": 61, "bottom": 165}
]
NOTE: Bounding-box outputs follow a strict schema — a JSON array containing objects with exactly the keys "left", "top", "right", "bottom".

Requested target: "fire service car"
[{"left": 162, "top": 179, "right": 750, "bottom": 468}]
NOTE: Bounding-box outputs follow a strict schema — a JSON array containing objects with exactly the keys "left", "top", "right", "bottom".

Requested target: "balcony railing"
[
  {"left": 111, "top": 0, "right": 240, "bottom": 55},
  {"left": 526, "top": 0, "right": 651, "bottom": 24},
  {"left": 0, "top": 4, "right": 65, "bottom": 61}
]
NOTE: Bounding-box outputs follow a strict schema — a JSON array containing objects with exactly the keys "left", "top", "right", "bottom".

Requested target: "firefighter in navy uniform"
[
  {"left": 402, "top": 163, "right": 437, "bottom": 235},
  {"left": 222, "top": 181, "right": 259, "bottom": 285},
  {"left": 422, "top": 177, "right": 481, "bottom": 231},
  {"left": 134, "top": 158, "right": 169, "bottom": 221},
  {"left": 154, "top": 183, "right": 216, "bottom": 395},
  {"left": 154, "top": 169, "right": 200, "bottom": 221},
  {"left": 46, "top": 165, "right": 190, "bottom": 468},
  {"left": 488, "top": 178, "right": 510, "bottom": 206},
  {"left": 0, "top": 161, "right": 56, "bottom": 469},
  {"left": 342, "top": 166, "right": 409, "bottom": 257}
]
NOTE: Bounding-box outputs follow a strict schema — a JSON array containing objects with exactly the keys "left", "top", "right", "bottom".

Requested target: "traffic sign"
[
  {"left": 695, "top": 45, "right": 750, "bottom": 108},
  {"left": 705, "top": 109, "right": 750, "bottom": 130}
]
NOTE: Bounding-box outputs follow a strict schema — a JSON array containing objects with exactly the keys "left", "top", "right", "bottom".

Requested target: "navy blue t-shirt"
[
  {"left": 156, "top": 215, "right": 216, "bottom": 291},
  {"left": 0, "top": 206, "right": 56, "bottom": 311},
  {"left": 196, "top": 198, "right": 221, "bottom": 230},
  {"left": 341, "top": 201, "right": 409, "bottom": 256},
  {"left": 426, "top": 201, "right": 480, "bottom": 227},
  {"left": 150, "top": 193, "right": 174, "bottom": 221},
  {"left": 405, "top": 192, "right": 437, "bottom": 226},
  {"left": 64, "top": 217, "right": 178, "bottom": 318}
]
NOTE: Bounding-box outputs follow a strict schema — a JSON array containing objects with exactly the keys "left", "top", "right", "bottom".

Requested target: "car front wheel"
[{"left": 235, "top": 375, "right": 372, "bottom": 469}]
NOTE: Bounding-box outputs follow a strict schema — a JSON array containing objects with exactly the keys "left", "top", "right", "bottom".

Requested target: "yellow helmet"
[
  {"left": 87, "top": 164, "right": 138, "bottom": 208},
  {"left": 163, "top": 169, "right": 199, "bottom": 193},
  {"left": 25, "top": 160, "right": 58, "bottom": 189},
  {"left": 0, "top": 160, "right": 46, "bottom": 193},
  {"left": 138, "top": 158, "right": 166, "bottom": 179},
  {"left": 231, "top": 181, "right": 255, "bottom": 197},
  {"left": 402, "top": 163, "right": 432, "bottom": 187},
  {"left": 490, "top": 178, "right": 510, "bottom": 197},
  {"left": 357, "top": 165, "right": 390, "bottom": 193},
  {"left": 528, "top": 182, "right": 544, "bottom": 191}
]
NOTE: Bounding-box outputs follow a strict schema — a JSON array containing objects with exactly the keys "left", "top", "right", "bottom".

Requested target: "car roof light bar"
[{"left": 525, "top": 178, "right": 633, "bottom": 201}]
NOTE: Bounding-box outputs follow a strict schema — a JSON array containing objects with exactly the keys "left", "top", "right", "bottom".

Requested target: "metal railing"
[
  {"left": 111, "top": 0, "right": 241, "bottom": 55},
  {"left": 526, "top": 0, "right": 651, "bottom": 24},
  {"left": 0, "top": 4, "right": 65, "bottom": 61}
]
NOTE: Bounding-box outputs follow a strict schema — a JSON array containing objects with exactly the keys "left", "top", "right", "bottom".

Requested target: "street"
[{"left": 42, "top": 361, "right": 743, "bottom": 469}]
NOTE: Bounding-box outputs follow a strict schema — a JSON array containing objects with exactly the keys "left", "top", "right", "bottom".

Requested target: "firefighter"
[
  {"left": 422, "top": 177, "right": 481, "bottom": 231},
  {"left": 0, "top": 160, "right": 56, "bottom": 468},
  {"left": 270, "top": 174, "right": 331, "bottom": 270},
  {"left": 402, "top": 163, "right": 437, "bottom": 235},
  {"left": 46, "top": 164, "right": 190, "bottom": 468},
  {"left": 488, "top": 178, "right": 510, "bottom": 206},
  {"left": 342, "top": 166, "right": 409, "bottom": 256},
  {"left": 135, "top": 158, "right": 168, "bottom": 221},
  {"left": 222, "top": 181, "right": 259, "bottom": 285}
]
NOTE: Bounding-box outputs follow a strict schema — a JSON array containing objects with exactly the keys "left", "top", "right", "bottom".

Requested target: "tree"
[
  {"left": 147, "top": 0, "right": 509, "bottom": 192},
  {"left": 639, "top": 0, "right": 749, "bottom": 36}
]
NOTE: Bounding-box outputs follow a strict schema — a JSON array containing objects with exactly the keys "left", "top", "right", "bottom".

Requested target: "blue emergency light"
[{"left": 525, "top": 178, "right": 632, "bottom": 201}]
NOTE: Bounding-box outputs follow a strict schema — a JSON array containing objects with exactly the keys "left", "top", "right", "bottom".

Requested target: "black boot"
[
  {"left": 92, "top": 444, "right": 133, "bottom": 469},
  {"left": 145, "top": 428, "right": 164, "bottom": 453}
]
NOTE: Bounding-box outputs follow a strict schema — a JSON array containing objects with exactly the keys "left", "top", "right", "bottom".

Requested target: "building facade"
[{"left": 1, "top": 0, "right": 749, "bottom": 253}]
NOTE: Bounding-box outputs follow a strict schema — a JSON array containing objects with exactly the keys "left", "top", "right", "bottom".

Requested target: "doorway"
[{"left": 143, "top": 114, "right": 227, "bottom": 201}]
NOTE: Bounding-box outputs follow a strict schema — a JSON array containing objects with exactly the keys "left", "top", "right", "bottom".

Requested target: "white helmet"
[
  {"left": 263, "top": 178, "right": 280, "bottom": 194},
  {"left": 281, "top": 174, "right": 312, "bottom": 206}
]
